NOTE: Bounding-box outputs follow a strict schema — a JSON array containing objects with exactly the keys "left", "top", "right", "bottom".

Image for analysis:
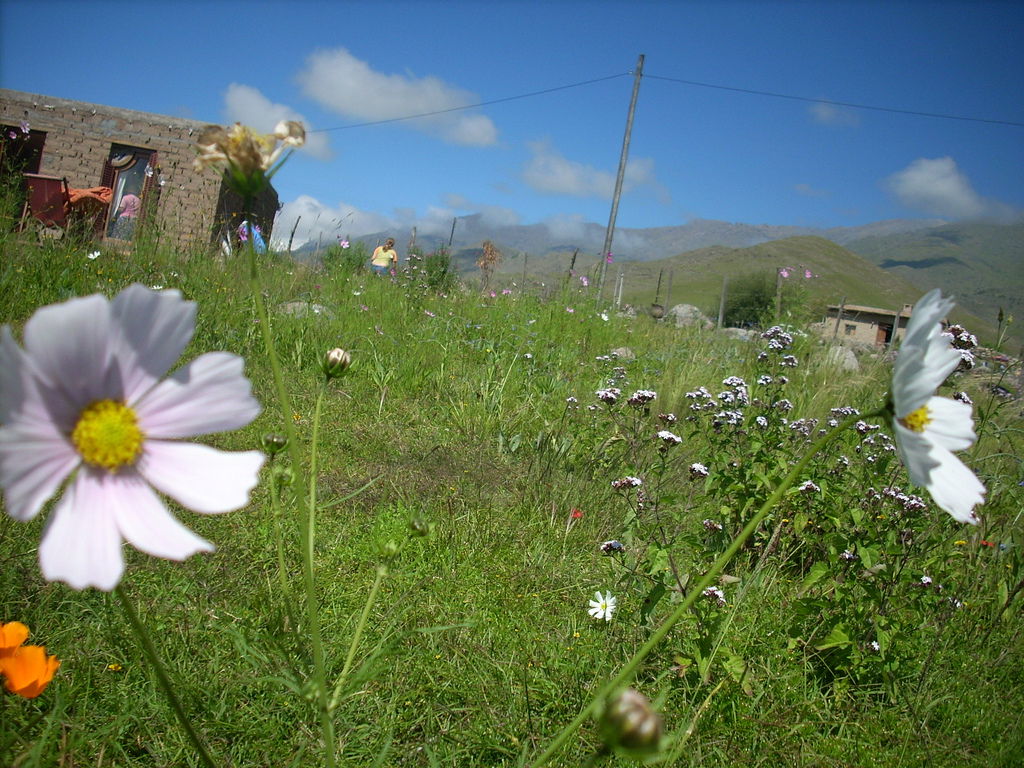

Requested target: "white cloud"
[
  {"left": 296, "top": 48, "right": 497, "bottom": 146},
  {"left": 522, "top": 140, "right": 658, "bottom": 199},
  {"left": 223, "top": 84, "right": 333, "bottom": 161},
  {"left": 809, "top": 100, "right": 860, "bottom": 127},
  {"left": 443, "top": 194, "right": 521, "bottom": 228},
  {"left": 271, "top": 195, "right": 520, "bottom": 249},
  {"left": 271, "top": 195, "right": 391, "bottom": 249},
  {"left": 542, "top": 212, "right": 589, "bottom": 240},
  {"left": 886, "top": 157, "right": 1015, "bottom": 219},
  {"left": 794, "top": 182, "right": 830, "bottom": 198}
]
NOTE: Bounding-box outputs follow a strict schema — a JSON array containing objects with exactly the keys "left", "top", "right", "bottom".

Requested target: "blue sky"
[{"left": 2, "top": 0, "right": 1022, "bottom": 248}]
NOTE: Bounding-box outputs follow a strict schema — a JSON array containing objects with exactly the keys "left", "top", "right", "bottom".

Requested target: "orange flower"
[
  {"left": 0, "top": 644, "right": 60, "bottom": 699},
  {"left": 0, "top": 621, "right": 30, "bottom": 655}
]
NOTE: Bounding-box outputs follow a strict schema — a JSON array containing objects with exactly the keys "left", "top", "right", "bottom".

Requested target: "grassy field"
[{"left": 1, "top": 222, "right": 1022, "bottom": 767}]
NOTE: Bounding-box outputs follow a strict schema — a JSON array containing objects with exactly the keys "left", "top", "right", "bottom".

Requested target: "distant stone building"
[
  {"left": 0, "top": 89, "right": 279, "bottom": 252},
  {"left": 816, "top": 302, "right": 915, "bottom": 347}
]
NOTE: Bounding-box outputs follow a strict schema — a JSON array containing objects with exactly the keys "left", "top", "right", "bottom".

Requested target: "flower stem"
[
  {"left": 245, "top": 216, "right": 334, "bottom": 767},
  {"left": 330, "top": 564, "right": 387, "bottom": 711},
  {"left": 530, "top": 410, "right": 875, "bottom": 766},
  {"left": 305, "top": 378, "right": 335, "bottom": 766},
  {"left": 115, "top": 586, "right": 218, "bottom": 768},
  {"left": 269, "top": 464, "right": 297, "bottom": 629}
]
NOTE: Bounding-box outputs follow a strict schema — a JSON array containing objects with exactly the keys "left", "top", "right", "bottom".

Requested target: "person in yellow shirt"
[{"left": 371, "top": 238, "right": 398, "bottom": 275}]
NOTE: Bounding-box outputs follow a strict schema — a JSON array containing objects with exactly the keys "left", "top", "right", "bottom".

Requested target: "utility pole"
[
  {"left": 597, "top": 54, "right": 645, "bottom": 300},
  {"left": 831, "top": 297, "right": 847, "bottom": 341},
  {"left": 717, "top": 276, "right": 728, "bottom": 328},
  {"left": 448, "top": 217, "right": 458, "bottom": 248}
]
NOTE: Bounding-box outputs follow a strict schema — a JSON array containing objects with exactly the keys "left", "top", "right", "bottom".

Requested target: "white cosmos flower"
[
  {"left": 588, "top": 590, "right": 617, "bottom": 621},
  {"left": 0, "top": 285, "right": 265, "bottom": 590},
  {"left": 892, "top": 289, "right": 984, "bottom": 524}
]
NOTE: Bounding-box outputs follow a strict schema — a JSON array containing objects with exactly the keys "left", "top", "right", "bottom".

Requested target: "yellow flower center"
[
  {"left": 899, "top": 405, "right": 932, "bottom": 433},
  {"left": 71, "top": 400, "right": 144, "bottom": 471}
]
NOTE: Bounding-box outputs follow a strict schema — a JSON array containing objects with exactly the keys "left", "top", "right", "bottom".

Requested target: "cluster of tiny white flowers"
[
  {"left": 701, "top": 518, "right": 723, "bottom": 532},
  {"left": 831, "top": 406, "right": 860, "bottom": 418},
  {"left": 628, "top": 389, "right": 658, "bottom": 407},
  {"left": 690, "top": 462, "right": 710, "bottom": 478},
  {"left": 761, "top": 326, "right": 794, "bottom": 347},
  {"left": 656, "top": 430, "right": 682, "bottom": 446},
  {"left": 713, "top": 410, "right": 745, "bottom": 427},
  {"left": 798, "top": 480, "right": 821, "bottom": 493},
  {"left": 789, "top": 418, "right": 819, "bottom": 436},
  {"left": 596, "top": 387, "right": 621, "bottom": 404},
  {"left": 702, "top": 586, "right": 727, "bottom": 607},
  {"left": 611, "top": 476, "right": 643, "bottom": 489},
  {"left": 943, "top": 324, "right": 978, "bottom": 350}
]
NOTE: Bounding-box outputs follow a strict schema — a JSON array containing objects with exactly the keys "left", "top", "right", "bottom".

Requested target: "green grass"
[{"left": 0, "top": 221, "right": 1022, "bottom": 767}]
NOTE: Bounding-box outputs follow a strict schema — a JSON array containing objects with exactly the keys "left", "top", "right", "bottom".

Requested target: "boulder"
[
  {"left": 279, "top": 301, "right": 333, "bottom": 319},
  {"left": 667, "top": 303, "right": 714, "bottom": 330},
  {"left": 719, "top": 327, "right": 759, "bottom": 342},
  {"left": 610, "top": 347, "right": 636, "bottom": 361},
  {"left": 825, "top": 345, "right": 860, "bottom": 372}
]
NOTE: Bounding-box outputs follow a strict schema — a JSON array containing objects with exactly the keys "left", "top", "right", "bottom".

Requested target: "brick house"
[
  {"left": 0, "top": 89, "right": 279, "bottom": 252},
  {"left": 817, "top": 302, "right": 916, "bottom": 347}
]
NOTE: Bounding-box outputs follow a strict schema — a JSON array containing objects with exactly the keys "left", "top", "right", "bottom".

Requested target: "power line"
[
  {"left": 307, "top": 67, "right": 1023, "bottom": 134},
  {"left": 644, "top": 73, "right": 1024, "bottom": 128},
  {"left": 311, "top": 72, "right": 631, "bottom": 133}
]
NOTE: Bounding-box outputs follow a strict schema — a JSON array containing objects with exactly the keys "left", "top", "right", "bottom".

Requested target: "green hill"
[
  {"left": 542, "top": 236, "right": 999, "bottom": 339},
  {"left": 844, "top": 221, "right": 1024, "bottom": 339}
]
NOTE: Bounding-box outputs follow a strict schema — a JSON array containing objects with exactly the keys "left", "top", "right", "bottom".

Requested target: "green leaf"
[
  {"left": 801, "top": 561, "right": 829, "bottom": 592},
  {"left": 723, "top": 651, "right": 753, "bottom": 695},
  {"left": 639, "top": 582, "right": 668, "bottom": 625},
  {"left": 815, "top": 625, "right": 851, "bottom": 651}
]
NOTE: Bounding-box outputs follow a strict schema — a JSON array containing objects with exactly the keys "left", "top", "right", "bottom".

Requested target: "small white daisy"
[{"left": 588, "top": 590, "right": 617, "bottom": 621}]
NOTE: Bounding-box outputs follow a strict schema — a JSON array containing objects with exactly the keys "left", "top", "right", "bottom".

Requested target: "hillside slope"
[
  {"left": 844, "top": 220, "right": 1024, "bottom": 333},
  {"left": 600, "top": 236, "right": 997, "bottom": 339}
]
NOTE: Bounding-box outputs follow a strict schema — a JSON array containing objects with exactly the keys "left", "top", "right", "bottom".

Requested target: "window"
[
  {"left": 844, "top": 324, "right": 857, "bottom": 336},
  {"left": 101, "top": 144, "right": 159, "bottom": 241}
]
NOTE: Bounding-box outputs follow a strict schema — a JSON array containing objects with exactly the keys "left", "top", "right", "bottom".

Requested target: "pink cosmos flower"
[
  {"left": 605, "top": 253, "right": 613, "bottom": 264},
  {"left": 779, "top": 268, "right": 790, "bottom": 279},
  {"left": 0, "top": 285, "right": 264, "bottom": 590},
  {"left": 804, "top": 269, "right": 813, "bottom": 279}
]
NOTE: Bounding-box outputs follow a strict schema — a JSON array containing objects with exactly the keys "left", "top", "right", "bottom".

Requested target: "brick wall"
[{"left": 0, "top": 89, "right": 279, "bottom": 252}]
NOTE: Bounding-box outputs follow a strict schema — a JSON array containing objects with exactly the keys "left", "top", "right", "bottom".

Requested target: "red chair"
[{"left": 20, "top": 173, "right": 71, "bottom": 229}]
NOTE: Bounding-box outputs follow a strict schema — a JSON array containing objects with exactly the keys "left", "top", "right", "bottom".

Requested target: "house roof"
[{"left": 826, "top": 303, "right": 913, "bottom": 318}]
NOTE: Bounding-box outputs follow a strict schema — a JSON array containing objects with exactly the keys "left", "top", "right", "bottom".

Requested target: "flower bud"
[
  {"left": 323, "top": 348, "right": 352, "bottom": 378},
  {"left": 261, "top": 433, "right": 288, "bottom": 455},
  {"left": 409, "top": 517, "right": 434, "bottom": 538},
  {"left": 599, "top": 688, "right": 663, "bottom": 758}
]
